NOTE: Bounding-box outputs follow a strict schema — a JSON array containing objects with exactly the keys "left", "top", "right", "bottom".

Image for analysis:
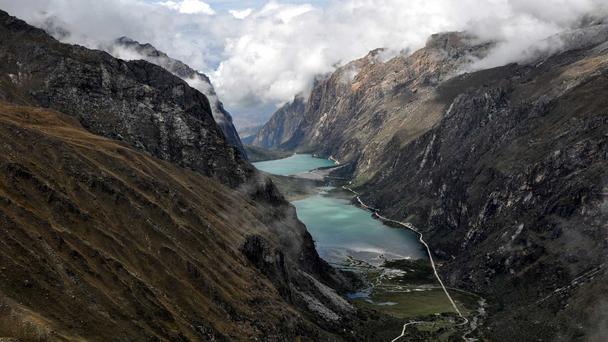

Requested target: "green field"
[{"left": 346, "top": 258, "right": 484, "bottom": 340}]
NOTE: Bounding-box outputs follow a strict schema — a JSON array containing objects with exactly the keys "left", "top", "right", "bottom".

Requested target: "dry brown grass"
[{"left": 0, "top": 102, "right": 316, "bottom": 341}]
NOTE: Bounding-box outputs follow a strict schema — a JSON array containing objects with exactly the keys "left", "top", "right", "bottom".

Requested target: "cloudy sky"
[{"left": 0, "top": 0, "right": 606, "bottom": 128}]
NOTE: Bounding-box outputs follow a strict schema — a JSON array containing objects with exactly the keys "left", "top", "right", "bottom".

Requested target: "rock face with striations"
[
  {"left": 256, "top": 26, "right": 608, "bottom": 340},
  {"left": 0, "top": 11, "right": 247, "bottom": 186},
  {"left": 109, "top": 36, "right": 247, "bottom": 158},
  {"left": 363, "top": 31, "right": 608, "bottom": 340},
  {"left": 253, "top": 32, "right": 491, "bottom": 172}
]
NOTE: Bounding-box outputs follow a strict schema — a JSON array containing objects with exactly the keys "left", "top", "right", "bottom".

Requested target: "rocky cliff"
[
  {"left": 252, "top": 95, "right": 305, "bottom": 149},
  {"left": 0, "top": 10, "right": 384, "bottom": 341},
  {"left": 253, "top": 32, "right": 491, "bottom": 164},
  {"left": 256, "top": 25, "right": 608, "bottom": 341},
  {"left": 364, "top": 31, "right": 608, "bottom": 340},
  {"left": 0, "top": 11, "right": 246, "bottom": 186},
  {"left": 109, "top": 36, "right": 247, "bottom": 158}
]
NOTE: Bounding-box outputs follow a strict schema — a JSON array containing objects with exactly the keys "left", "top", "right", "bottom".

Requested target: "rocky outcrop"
[
  {"left": 241, "top": 234, "right": 357, "bottom": 327},
  {"left": 110, "top": 36, "right": 247, "bottom": 158},
  {"left": 0, "top": 10, "right": 248, "bottom": 186}
]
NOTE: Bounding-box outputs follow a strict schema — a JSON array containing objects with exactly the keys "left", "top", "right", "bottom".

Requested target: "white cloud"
[
  {"left": 0, "top": 0, "right": 607, "bottom": 125},
  {"left": 211, "top": 0, "right": 608, "bottom": 110},
  {"left": 229, "top": 8, "right": 253, "bottom": 20},
  {"left": 160, "top": 0, "right": 215, "bottom": 15}
]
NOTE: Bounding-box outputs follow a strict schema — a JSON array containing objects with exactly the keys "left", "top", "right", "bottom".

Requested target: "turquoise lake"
[
  {"left": 293, "top": 190, "right": 425, "bottom": 265},
  {"left": 252, "top": 154, "right": 336, "bottom": 176},
  {"left": 254, "top": 154, "right": 425, "bottom": 266}
]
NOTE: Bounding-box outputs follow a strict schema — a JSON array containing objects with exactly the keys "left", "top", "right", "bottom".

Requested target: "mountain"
[
  {"left": 0, "top": 102, "right": 343, "bottom": 341},
  {"left": 0, "top": 13, "right": 247, "bottom": 187},
  {"left": 109, "top": 36, "right": 247, "bottom": 159},
  {"left": 252, "top": 33, "right": 491, "bottom": 157},
  {"left": 252, "top": 94, "right": 306, "bottom": 149},
  {"left": 238, "top": 125, "right": 262, "bottom": 145},
  {"left": 255, "top": 27, "right": 608, "bottom": 340},
  {"left": 0, "top": 10, "right": 397, "bottom": 341}
]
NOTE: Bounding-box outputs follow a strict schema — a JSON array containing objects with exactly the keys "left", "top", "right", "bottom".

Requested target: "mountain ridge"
[
  {"left": 0, "top": 101, "right": 349, "bottom": 340},
  {"left": 109, "top": 36, "right": 247, "bottom": 159}
]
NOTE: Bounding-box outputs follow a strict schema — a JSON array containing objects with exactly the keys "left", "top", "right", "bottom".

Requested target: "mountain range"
[
  {"left": 253, "top": 25, "right": 608, "bottom": 341},
  {"left": 0, "top": 5, "right": 607, "bottom": 341}
]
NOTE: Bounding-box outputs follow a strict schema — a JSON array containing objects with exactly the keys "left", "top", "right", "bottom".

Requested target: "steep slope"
[
  {"left": 0, "top": 102, "right": 358, "bottom": 341},
  {"left": 252, "top": 95, "right": 305, "bottom": 149},
  {"left": 0, "top": 10, "right": 378, "bottom": 341},
  {"left": 253, "top": 33, "right": 491, "bottom": 175},
  {"left": 363, "top": 33, "right": 608, "bottom": 340},
  {"left": 0, "top": 10, "right": 246, "bottom": 186},
  {"left": 256, "top": 24, "right": 608, "bottom": 340},
  {"left": 109, "top": 37, "right": 247, "bottom": 158}
]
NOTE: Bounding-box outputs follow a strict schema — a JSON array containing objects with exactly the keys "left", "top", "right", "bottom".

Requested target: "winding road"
[
  {"left": 341, "top": 184, "right": 474, "bottom": 341},
  {"left": 390, "top": 321, "right": 426, "bottom": 342}
]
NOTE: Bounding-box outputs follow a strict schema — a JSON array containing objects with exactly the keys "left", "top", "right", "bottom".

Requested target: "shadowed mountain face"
[
  {"left": 255, "top": 27, "right": 608, "bottom": 340},
  {"left": 364, "top": 41, "right": 608, "bottom": 340},
  {"left": 0, "top": 10, "right": 384, "bottom": 341},
  {"left": 0, "top": 102, "right": 356, "bottom": 341},
  {"left": 0, "top": 11, "right": 247, "bottom": 186},
  {"left": 109, "top": 37, "right": 247, "bottom": 159}
]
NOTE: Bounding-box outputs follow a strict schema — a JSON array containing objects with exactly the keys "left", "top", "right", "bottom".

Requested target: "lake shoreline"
[{"left": 253, "top": 154, "right": 482, "bottom": 338}]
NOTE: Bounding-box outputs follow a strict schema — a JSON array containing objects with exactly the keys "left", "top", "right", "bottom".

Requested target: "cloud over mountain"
[{"left": 1, "top": 0, "right": 606, "bottom": 124}]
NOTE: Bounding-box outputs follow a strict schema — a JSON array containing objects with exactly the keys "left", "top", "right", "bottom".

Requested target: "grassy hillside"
[{"left": 0, "top": 102, "right": 342, "bottom": 341}]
